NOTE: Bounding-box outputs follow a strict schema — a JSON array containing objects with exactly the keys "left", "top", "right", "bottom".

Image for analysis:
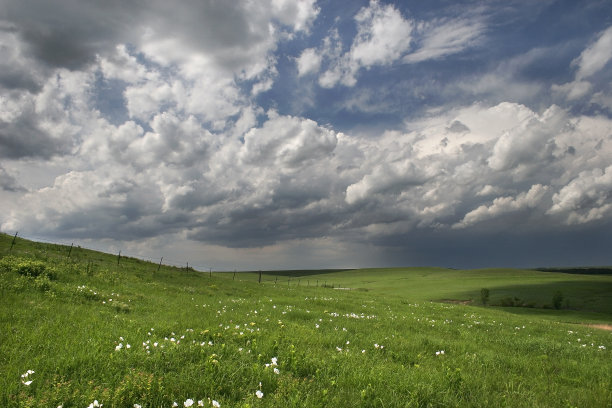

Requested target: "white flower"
[
  {"left": 212, "top": 400, "right": 220, "bottom": 407},
  {"left": 197, "top": 401, "right": 204, "bottom": 407},
  {"left": 22, "top": 380, "right": 32, "bottom": 386},
  {"left": 271, "top": 357, "right": 278, "bottom": 366},
  {"left": 134, "top": 405, "right": 142, "bottom": 408},
  {"left": 172, "top": 403, "right": 178, "bottom": 407},
  {"left": 126, "top": 344, "right": 131, "bottom": 349},
  {"left": 256, "top": 390, "right": 264, "bottom": 399},
  {"left": 274, "top": 368, "right": 280, "bottom": 375},
  {"left": 435, "top": 350, "right": 445, "bottom": 356},
  {"left": 184, "top": 399, "right": 194, "bottom": 407},
  {"left": 115, "top": 343, "right": 123, "bottom": 351}
]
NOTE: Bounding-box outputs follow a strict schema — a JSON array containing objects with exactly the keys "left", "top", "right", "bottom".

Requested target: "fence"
[{"left": 0, "top": 230, "right": 346, "bottom": 288}]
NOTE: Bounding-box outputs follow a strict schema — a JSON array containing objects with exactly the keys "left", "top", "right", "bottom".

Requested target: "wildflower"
[
  {"left": 271, "top": 357, "right": 278, "bottom": 366},
  {"left": 22, "top": 380, "right": 32, "bottom": 386},
  {"left": 115, "top": 343, "right": 123, "bottom": 351},
  {"left": 212, "top": 400, "right": 221, "bottom": 407},
  {"left": 184, "top": 399, "right": 194, "bottom": 407},
  {"left": 134, "top": 405, "right": 142, "bottom": 408},
  {"left": 274, "top": 368, "right": 280, "bottom": 375},
  {"left": 198, "top": 401, "right": 204, "bottom": 407},
  {"left": 256, "top": 390, "right": 264, "bottom": 399},
  {"left": 435, "top": 350, "right": 445, "bottom": 356},
  {"left": 87, "top": 400, "right": 102, "bottom": 408},
  {"left": 172, "top": 403, "right": 178, "bottom": 407}
]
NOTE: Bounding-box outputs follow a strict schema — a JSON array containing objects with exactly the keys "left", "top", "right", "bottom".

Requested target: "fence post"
[
  {"left": 67, "top": 243, "right": 73, "bottom": 258},
  {"left": 117, "top": 250, "right": 121, "bottom": 265},
  {"left": 233, "top": 271, "right": 236, "bottom": 280},
  {"left": 258, "top": 270, "right": 262, "bottom": 283},
  {"left": 210, "top": 268, "right": 212, "bottom": 278},
  {"left": 157, "top": 257, "right": 163, "bottom": 272},
  {"left": 9, "top": 231, "right": 18, "bottom": 252}
]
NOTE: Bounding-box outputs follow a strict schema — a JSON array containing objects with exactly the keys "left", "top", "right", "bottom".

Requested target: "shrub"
[
  {"left": 0, "top": 256, "right": 18, "bottom": 273},
  {"left": 480, "top": 288, "right": 490, "bottom": 305},
  {"left": 16, "top": 260, "right": 47, "bottom": 277}
]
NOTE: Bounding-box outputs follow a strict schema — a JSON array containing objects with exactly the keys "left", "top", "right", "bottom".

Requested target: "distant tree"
[
  {"left": 552, "top": 290, "right": 564, "bottom": 310},
  {"left": 481, "top": 288, "right": 490, "bottom": 305}
]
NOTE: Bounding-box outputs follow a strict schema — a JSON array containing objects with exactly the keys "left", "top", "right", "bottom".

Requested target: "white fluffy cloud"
[
  {"left": 454, "top": 184, "right": 549, "bottom": 229},
  {"left": 296, "top": 48, "right": 322, "bottom": 76},
  {"left": 350, "top": 1, "right": 413, "bottom": 67},
  {"left": 548, "top": 166, "right": 612, "bottom": 225}
]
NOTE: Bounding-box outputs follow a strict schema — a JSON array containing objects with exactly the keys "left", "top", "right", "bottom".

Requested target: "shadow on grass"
[{"left": 457, "top": 279, "right": 612, "bottom": 323}]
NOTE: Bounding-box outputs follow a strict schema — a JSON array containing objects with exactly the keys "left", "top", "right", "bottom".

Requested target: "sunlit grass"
[{"left": 0, "top": 233, "right": 610, "bottom": 407}]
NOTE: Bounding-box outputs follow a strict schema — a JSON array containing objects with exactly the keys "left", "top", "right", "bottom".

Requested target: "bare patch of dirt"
[{"left": 584, "top": 323, "right": 612, "bottom": 331}]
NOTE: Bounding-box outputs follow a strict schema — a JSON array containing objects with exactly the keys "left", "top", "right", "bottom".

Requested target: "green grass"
[{"left": 1, "top": 233, "right": 611, "bottom": 407}]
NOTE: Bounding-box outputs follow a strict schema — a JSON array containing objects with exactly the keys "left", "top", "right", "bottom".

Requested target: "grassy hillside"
[{"left": 1, "top": 233, "right": 610, "bottom": 407}]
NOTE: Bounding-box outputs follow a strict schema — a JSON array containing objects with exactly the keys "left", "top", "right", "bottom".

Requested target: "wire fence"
[
  {"left": 1, "top": 230, "right": 348, "bottom": 288},
  {"left": 1, "top": 230, "right": 216, "bottom": 272}
]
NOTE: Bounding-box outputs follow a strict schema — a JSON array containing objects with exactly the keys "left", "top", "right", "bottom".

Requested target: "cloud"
[
  {"left": 2, "top": 2, "right": 611, "bottom": 269},
  {"left": 313, "top": 1, "right": 486, "bottom": 88},
  {"left": 453, "top": 184, "right": 549, "bottom": 229},
  {"left": 552, "top": 26, "right": 612, "bottom": 107},
  {"left": 350, "top": 0, "right": 413, "bottom": 67},
  {"left": 0, "top": 164, "right": 25, "bottom": 192},
  {"left": 270, "top": 0, "right": 320, "bottom": 33},
  {"left": 548, "top": 165, "right": 612, "bottom": 225},
  {"left": 0, "top": 68, "right": 94, "bottom": 159},
  {"left": 296, "top": 48, "right": 322, "bottom": 76},
  {"left": 403, "top": 18, "right": 485, "bottom": 64},
  {"left": 573, "top": 26, "right": 612, "bottom": 81}
]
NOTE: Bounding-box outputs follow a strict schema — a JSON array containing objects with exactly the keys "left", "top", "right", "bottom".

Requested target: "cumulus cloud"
[
  {"left": 350, "top": 1, "right": 413, "bottom": 67},
  {"left": 548, "top": 166, "right": 612, "bottom": 225},
  {"left": 453, "top": 184, "right": 549, "bottom": 229}
]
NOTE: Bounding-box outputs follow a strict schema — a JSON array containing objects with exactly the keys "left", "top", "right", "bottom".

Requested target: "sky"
[{"left": 1, "top": 0, "right": 612, "bottom": 270}]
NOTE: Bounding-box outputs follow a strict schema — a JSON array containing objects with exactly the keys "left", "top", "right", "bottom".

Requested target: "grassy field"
[{"left": 1, "top": 233, "right": 610, "bottom": 407}]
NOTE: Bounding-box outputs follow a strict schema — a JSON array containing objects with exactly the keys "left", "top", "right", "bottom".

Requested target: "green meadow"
[{"left": 1, "top": 233, "right": 610, "bottom": 407}]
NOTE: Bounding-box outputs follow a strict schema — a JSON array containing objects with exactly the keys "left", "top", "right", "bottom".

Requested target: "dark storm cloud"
[{"left": 0, "top": 115, "right": 70, "bottom": 159}]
